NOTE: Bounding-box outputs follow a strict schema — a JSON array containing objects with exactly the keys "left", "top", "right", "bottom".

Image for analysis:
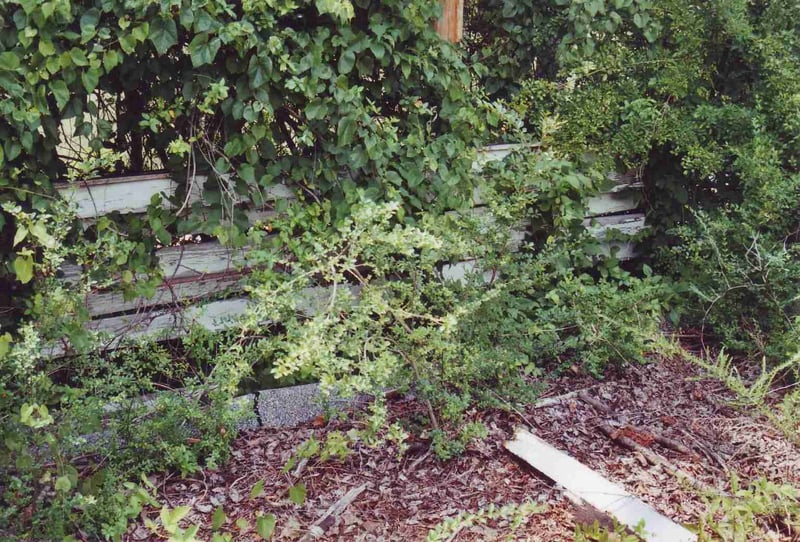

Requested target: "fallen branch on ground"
[{"left": 577, "top": 390, "right": 701, "bottom": 459}]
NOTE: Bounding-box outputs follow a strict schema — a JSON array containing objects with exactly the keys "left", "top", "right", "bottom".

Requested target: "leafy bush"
[
  {"left": 465, "top": 0, "right": 800, "bottom": 364},
  {"left": 0, "top": 0, "right": 501, "bottom": 537}
]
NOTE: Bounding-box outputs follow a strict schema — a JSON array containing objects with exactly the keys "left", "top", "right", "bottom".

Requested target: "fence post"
[{"left": 435, "top": 0, "right": 464, "bottom": 42}]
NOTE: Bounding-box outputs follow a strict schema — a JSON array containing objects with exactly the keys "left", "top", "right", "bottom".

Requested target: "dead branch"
[
  {"left": 577, "top": 391, "right": 701, "bottom": 459},
  {"left": 596, "top": 422, "right": 720, "bottom": 495}
]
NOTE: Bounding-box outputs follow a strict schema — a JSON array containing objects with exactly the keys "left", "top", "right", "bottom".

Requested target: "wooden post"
[{"left": 435, "top": 0, "right": 464, "bottom": 42}]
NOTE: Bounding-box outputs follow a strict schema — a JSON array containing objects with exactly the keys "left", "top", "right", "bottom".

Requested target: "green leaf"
[
  {"left": 69, "top": 48, "right": 89, "bottom": 66},
  {"left": 149, "top": 17, "right": 178, "bottom": 55},
  {"left": 0, "top": 333, "right": 12, "bottom": 359},
  {"left": 50, "top": 80, "right": 69, "bottom": 110},
  {"left": 235, "top": 517, "right": 249, "bottom": 531},
  {"left": 79, "top": 8, "right": 100, "bottom": 31},
  {"left": 337, "top": 116, "right": 357, "bottom": 146},
  {"left": 586, "top": 0, "right": 603, "bottom": 16},
  {"left": 338, "top": 49, "right": 355, "bottom": 74},
  {"left": 131, "top": 22, "right": 150, "bottom": 43},
  {"left": 248, "top": 55, "right": 272, "bottom": 88},
  {"left": 160, "top": 506, "right": 191, "bottom": 532},
  {"left": 30, "top": 222, "right": 52, "bottom": 245},
  {"left": 13, "top": 254, "right": 34, "bottom": 284},
  {"left": 255, "top": 514, "right": 276, "bottom": 540},
  {"left": 103, "top": 50, "right": 122, "bottom": 71},
  {"left": 54, "top": 476, "right": 72, "bottom": 492},
  {"left": 249, "top": 479, "right": 265, "bottom": 499},
  {"left": 81, "top": 68, "right": 100, "bottom": 93},
  {"left": 0, "top": 52, "right": 20, "bottom": 71},
  {"left": 38, "top": 40, "right": 56, "bottom": 56},
  {"left": 315, "top": 0, "right": 355, "bottom": 23},
  {"left": 188, "top": 34, "right": 221, "bottom": 67},
  {"left": 119, "top": 33, "right": 137, "bottom": 54},
  {"left": 288, "top": 483, "right": 306, "bottom": 506},
  {"left": 305, "top": 100, "right": 328, "bottom": 120},
  {"left": 239, "top": 164, "right": 256, "bottom": 184},
  {"left": 13, "top": 226, "right": 27, "bottom": 246},
  {"left": 211, "top": 506, "right": 226, "bottom": 530}
]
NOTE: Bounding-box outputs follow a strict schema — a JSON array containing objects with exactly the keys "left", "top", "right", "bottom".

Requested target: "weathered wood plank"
[
  {"left": 77, "top": 212, "right": 644, "bottom": 317},
  {"left": 84, "top": 274, "right": 243, "bottom": 317},
  {"left": 158, "top": 241, "right": 250, "bottom": 280},
  {"left": 587, "top": 191, "right": 640, "bottom": 217},
  {"left": 55, "top": 174, "right": 294, "bottom": 219},
  {"left": 505, "top": 428, "right": 697, "bottom": 542},
  {"left": 48, "top": 285, "right": 361, "bottom": 357}
]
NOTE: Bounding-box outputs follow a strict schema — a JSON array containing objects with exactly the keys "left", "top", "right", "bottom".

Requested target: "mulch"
[{"left": 126, "top": 355, "right": 799, "bottom": 541}]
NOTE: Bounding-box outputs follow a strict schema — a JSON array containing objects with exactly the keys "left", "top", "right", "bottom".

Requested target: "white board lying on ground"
[{"left": 505, "top": 428, "right": 696, "bottom": 542}]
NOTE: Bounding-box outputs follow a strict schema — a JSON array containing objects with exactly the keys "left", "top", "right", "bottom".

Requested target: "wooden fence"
[{"left": 48, "top": 145, "right": 644, "bottom": 357}]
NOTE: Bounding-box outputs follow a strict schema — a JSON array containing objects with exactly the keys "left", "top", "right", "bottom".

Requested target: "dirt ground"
[{"left": 127, "top": 355, "right": 799, "bottom": 541}]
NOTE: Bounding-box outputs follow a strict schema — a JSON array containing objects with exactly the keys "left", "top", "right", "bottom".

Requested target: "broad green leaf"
[
  {"left": 288, "top": 483, "right": 306, "bottom": 506},
  {"left": 38, "top": 40, "right": 56, "bottom": 56},
  {"left": 235, "top": 517, "right": 249, "bottom": 531},
  {"left": 305, "top": 100, "right": 328, "bottom": 120},
  {"left": 338, "top": 49, "right": 355, "bottom": 74},
  {"left": 29, "top": 222, "right": 52, "bottom": 246},
  {"left": 131, "top": 22, "right": 150, "bottom": 43},
  {"left": 119, "top": 33, "right": 137, "bottom": 54},
  {"left": 249, "top": 479, "right": 265, "bottom": 499},
  {"left": 0, "top": 333, "right": 12, "bottom": 359},
  {"left": 315, "top": 0, "right": 354, "bottom": 23},
  {"left": 0, "top": 52, "right": 20, "bottom": 71},
  {"left": 79, "top": 8, "right": 100, "bottom": 31},
  {"left": 69, "top": 48, "right": 89, "bottom": 66},
  {"left": 188, "top": 34, "right": 221, "bottom": 67},
  {"left": 161, "top": 506, "right": 191, "bottom": 531},
  {"left": 248, "top": 56, "right": 272, "bottom": 88},
  {"left": 149, "top": 17, "right": 178, "bottom": 55},
  {"left": 54, "top": 476, "right": 72, "bottom": 492},
  {"left": 103, "top": 49, "right": 122, "bottom": 71},
  {"left": 255, "top": 514, "right": 276, "bottom": 540},
  {"left": 13, "top": 226, "right": 27, "bottom": 247},
  {"left": 50, "top": 80, "right": 69, "bottom": 110},
  {"left": 239, "top": 164, "right": 256, "bottom": 184},
  {"left": 337, "top": 116, "right": 357, "bottom": 146},
  {"left": 81, "top": 68, "right": 100, "bottom": 93},
  {"left": 13, "top": 254, "right": 34, "bottom": 284},
  {"left": 211, "top": 506, "right": 226, "bottom": 530}
]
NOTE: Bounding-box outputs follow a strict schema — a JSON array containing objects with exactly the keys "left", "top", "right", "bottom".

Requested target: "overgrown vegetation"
[{"left": 1, "top": 0, "right": 798, "bottom": 539}]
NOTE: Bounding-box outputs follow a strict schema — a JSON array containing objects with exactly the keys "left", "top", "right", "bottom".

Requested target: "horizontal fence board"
[
  {"left": 75, "top": 209, "right": 645, "bottom": 319},
  {"left": 56, "top": 174, "right": 293, "bottom": 219},
  {"left": 158, "top": 241, "right": 251, "bottom": 280},
  {"left": 85, "top": 274, "right": 243, "bottom": 317},
  {"left": 47, "top": 286, "right": 359, "bottom": 357},
  {"left": 586, "top": 190, "right": 640, "bottom": 217},
  {"left": 57, "top": 173, "right": 177, "bottom": 218}
]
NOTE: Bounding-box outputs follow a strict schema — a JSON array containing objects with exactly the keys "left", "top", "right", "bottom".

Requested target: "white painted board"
[{"left": 505, "top": 428, "right": 696, "bottom": 542}]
